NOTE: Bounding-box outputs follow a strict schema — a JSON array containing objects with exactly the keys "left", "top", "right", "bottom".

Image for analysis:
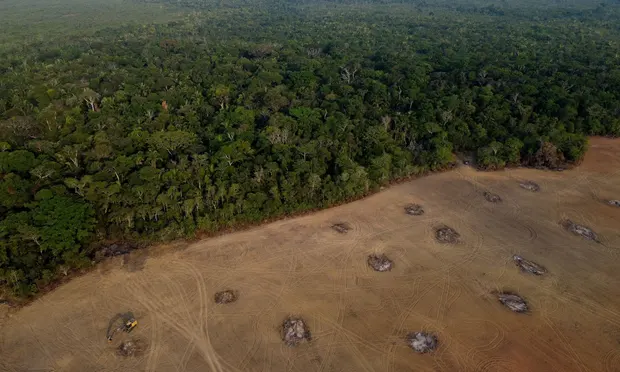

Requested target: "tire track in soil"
[
  {"left": 421, "top": 222, "right": 466, "bottom": 269},
  {"left": 442, "top": 211, "right": 486, "bottom": 271},
  {"left": 503, "top": 194, "right": 525, "bottom": 221},
  {"left": 575, "top": 172, "right": 602, "bottom": 202},
  {"left": 316, "top": 226, "right": 364, "bottom": 372},
  {"left": 554, "top": 182, "right": 616, "bottom": 255},
  {"left": 376, "top": 276, "right": 425, "bottom": 320},
  {"left": 260, "top": 345, "right": 273, "bottom": 372},
  {"left": 337, "top": 330, "right": 377, "bottom": 372},
  {"left": 555, "top": 172, "right": 606, "bottom": 226},
  {"left": 89, "top": 285, "right": 121, "bottom": 367},
  {"left": 206, "top": 254, "right": 297, "bottom": 279},
  {"left": 514, "top": 218, "right": 539, "bottom": 245},
  {"left": 430, "top": 335, "right": 451, "bottom": 372},
  {"left": 185, "top": 262, "right": 243, "bottom": 372},
  {"left": 174, "top": 339, "right": 195, "bottom": 372},
  {"left": 445, "top": 172, "right": 482, "bottom": 214},
  {"left": 297, "top": 228, "right": 365, "bottom": 291},
  {"left": 146, "top": 314, "right": 165, "bottom": 372},
  {"left": 431, "top": 276, "right": 465, "bottom": 372},
  {"left": 243, "top": 236, "right": 299, "bottom": 315},
  {"left": 535, "top": 284, "right": 620, "bottom": 329},
  {"left": 507, "top": 169, "right": 552, "bottom": 195},
  {"left": 283, "top": 240, "right": 350, "bottom": 290},
  {"left": 487, "top": 254, "right": 511, "bottom": 283},
  {"left": 383, "top": 278, "right": 443, "bottom": 372},
  {"left": 471, "top": 175, "right": 522, "bottom": 221},
  {"left": 436, "top": 270, "right": 452, "bottom": 323},
  {"left": 476, "top": 357, "right": 520, "bottom": 372},
  {"left": 363, "top": 216, "right": 443, "bottom": 252},
  {"left": 553, "top": 169, "right": 592, "bottom": 198},
  {"left": 603, "top": 349, "right": 620, "bottom": 372},
  {"left": 30, "top": 293, "right": 90, "bottom": 365},
  {"left": 591, "top": 169, "right": 620, "bottom": 189},
  {"left": 559, "top": 206, "right": 598, "bottom": 235},
  {"left": 382, "top": 214, "right": 483, "bottom": 371},
  {"left": 124, "top": 267, "right": 228, "bottom": 372},
  {"left": 312, "top": 312, "right": 387, "bottom": 356},
  {"left": 278, "top": 300, "right": 370, "bottom": 354},
  {"left": 0, "top": 362, "right": 19, "bottom": 372},
  {"left": 538, "top": 295, "right": 589, "bottom": 372},
  {"left": 107, "top": 275, "right": 184, "bottom": 370},
  {"left": 490, "top": 192, "right": 538, "bottom": 244},
  {"left": 279, "top": 342, "right": 302, "bottom": 372},
  {"left": 235, "top": 314, "right": 263, "bottom": 372},
  {"left": 384, "top": 244, "right": 416, "bottom": 276},
  {"left": 463, "top": 319, "right": 509, "bottom": 372},
  {"left": 426, "top": 250, "right": 507, "bottom": 371},
  {"left": 231, "top": 237, "right": 303, "bottom": 371},
  {"left": 25, "top": 322, "right": 61, "bottom": 371},
  {"left": 221, "top": 254, "right": 276, "bottom": 369},
  {"left": 394, "top": 310, "right": 462, "bottom": 372},
  {"left": 556, "top": 206, "right": 618, "bottom": 259},
  {"left": 36, "top": 306, "right": 92, "bottom": 368},
  {"left": 312, "top": 214, "right": 368, "bottom": 246},
  {"left": 160, "top": 265, "right": 210, "bottom": 331},
  {"left": 63, "top": 318, "right": 100, "bottom": 363},
  {"left": 368, "top": 203, "right": 403, "bottom": 234},
  {"left": 456, "top": 170, "right": 510, "bottom": 216}
]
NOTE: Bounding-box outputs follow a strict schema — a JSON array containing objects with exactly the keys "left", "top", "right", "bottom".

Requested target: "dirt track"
[{"left": 2, "top": 138, "right": 620, "bottom": 372}]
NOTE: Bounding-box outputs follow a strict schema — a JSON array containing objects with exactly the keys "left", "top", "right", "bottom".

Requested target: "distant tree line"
[{"left": 1, "top": 0, "right": 619, "bottom": 295}]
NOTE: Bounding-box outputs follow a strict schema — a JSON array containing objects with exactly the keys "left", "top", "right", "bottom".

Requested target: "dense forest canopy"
[{"left": 1, "top": 0, "right": 619, "bottom": 296}]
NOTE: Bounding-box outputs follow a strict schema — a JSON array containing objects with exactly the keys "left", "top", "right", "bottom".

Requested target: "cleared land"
[{"left": 1, "top": 137, "right": 620, "bottom": 372}]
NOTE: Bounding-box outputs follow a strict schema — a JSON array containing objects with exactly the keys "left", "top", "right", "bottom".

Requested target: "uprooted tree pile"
[
  {"left": 519, "top": 181, "right": 540, "bottom": 192},
  {"left": 560, "top": 219, "right": 599, "bottom": 242},
  {"left": 497, "top": 292, "right": 528, "bottom": 313},
  {"left": 117, "top": 339, "right": 145, "bottom": 357},
  {"left": 435, "top": 226, "right": 460, "bottom": 244},
  {"left": 406, "top": 332, "right": 438, "bottom": 353},
  {"left": 483, "top": 191, "right": 502, "bottom": 203},
  {"left": 513, "top": 255, "right": 546, "bottom": 276},
  {"left": 214, "top": 290, "right": 238, "bottom": 304},
  {"left": 331, "top": 223, "right": 351, "bottom": 234},
  {"left": 367, "top": 254, "right": 393, "bottom": 272},
  {"left": 404, "top": 204, "right": 424, "bottom": 216},
  {"left": 282, "top": 318, "right": 311, "bottom": 346}
]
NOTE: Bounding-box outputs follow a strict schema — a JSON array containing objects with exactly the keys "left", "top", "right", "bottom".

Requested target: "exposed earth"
[{"left": 1, "top": 138, "right": 620, "bottom": 371}]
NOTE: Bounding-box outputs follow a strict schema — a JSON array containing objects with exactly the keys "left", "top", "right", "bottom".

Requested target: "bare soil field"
[{"left": 1, "top": 137, "right": 620, "bottom": 372}]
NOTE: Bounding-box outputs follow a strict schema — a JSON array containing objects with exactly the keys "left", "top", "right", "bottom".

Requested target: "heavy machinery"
[{"left": 106, "top": 312, "right": 138, "bottom": 342}]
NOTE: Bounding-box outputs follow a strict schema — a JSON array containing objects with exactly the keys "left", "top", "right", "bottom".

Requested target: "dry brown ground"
[{"left": 1, "top": 137, "right": 620, "bottom": 372}]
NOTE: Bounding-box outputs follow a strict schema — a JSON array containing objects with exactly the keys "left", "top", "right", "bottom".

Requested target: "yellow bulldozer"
[{"left": 106, "top": 312, "right": 138, "bottom": 342}]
